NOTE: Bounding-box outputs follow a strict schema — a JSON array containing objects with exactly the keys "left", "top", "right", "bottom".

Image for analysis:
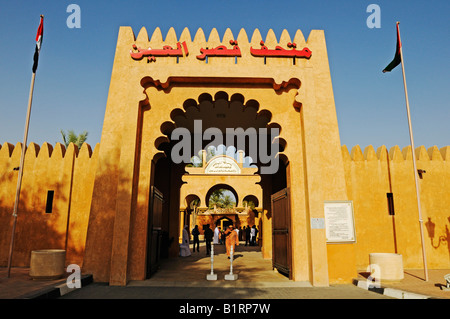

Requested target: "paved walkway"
[
  {"left": 356, "top": 268, "right": 450, "bottom": 299},
  {"left": 133, "top": 243, "right": 300, "bottom": 286},
  {"left": 1, "top": 242, "right": 449, "bottom": 300}
]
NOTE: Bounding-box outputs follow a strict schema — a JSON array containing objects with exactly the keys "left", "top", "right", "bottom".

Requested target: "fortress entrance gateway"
[
  {"left": 81, "top": 26, "right": 354, "bottom": 286},
  {"left": 153, "top": 94, "right": 290, "bottom": 280}
]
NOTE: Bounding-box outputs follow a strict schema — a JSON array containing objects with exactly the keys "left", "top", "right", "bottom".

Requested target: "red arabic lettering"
[
  {"left": 130, "top": 41, "right": 189, "bottom": 62},
  {"left": 250, "top": 41, "right": 312, "bottom": 59},
  {"left": 196, "top": 40, "right": 241, "bottom": 60}
]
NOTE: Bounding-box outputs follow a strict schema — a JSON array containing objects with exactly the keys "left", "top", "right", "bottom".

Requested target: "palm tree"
[
  {"left": 221, "top": 195, "right": 234, "bottom": 208},
  {"left": 208, "top": 189, "right": 236, "bottom": 209},
  {"left": 60, "top": 129, "right": 88, "bottom": 149},
  {"left": 208, "top": 190, "right": 223, "bottom": 208}
]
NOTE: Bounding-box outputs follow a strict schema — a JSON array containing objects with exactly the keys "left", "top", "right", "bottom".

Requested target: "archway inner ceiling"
[{"left": 157, "top": 91, "right": 286, "bottom": 168}]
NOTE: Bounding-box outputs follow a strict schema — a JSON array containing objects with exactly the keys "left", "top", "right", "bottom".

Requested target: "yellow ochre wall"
[
  {"left": 1, "top": 141, "right": 449, "bottom": 280},
  {"left": 342, "top": 144, "right": 450, "bottom": 272},
  {"left": 0, "top": 142, "right": 98, "bottom": 268}
]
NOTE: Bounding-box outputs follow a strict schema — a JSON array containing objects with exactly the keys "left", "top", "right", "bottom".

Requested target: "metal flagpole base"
[
  {"left": 225, "top": 245, "right": 238, "bottom": 281},
  {"left": 225, "top": 274, "right": 238, "bottom": 281},
  {"left": 207, "top": 244, "right": 217, "bottom": 280},
  {"left": 207, "top": 274, "right": 218, "bottom": 280}
]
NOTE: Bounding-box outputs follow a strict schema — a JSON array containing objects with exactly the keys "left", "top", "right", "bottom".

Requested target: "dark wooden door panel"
[
  {"left": 147, "top": 186, "right": 163, "bottom": 278},
  {"left": 271, "top": 188, "right": 291, "bottom": 278}
]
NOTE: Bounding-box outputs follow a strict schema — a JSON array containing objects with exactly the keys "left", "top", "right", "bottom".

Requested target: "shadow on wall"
[
  {"left": 0, "top": 142, "right": 97, "bottom": 268},
  {"left": 425, "top": 216, "right": 450, "bottom": 263}
]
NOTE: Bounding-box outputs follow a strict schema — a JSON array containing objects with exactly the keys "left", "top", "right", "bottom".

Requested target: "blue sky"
[{"left": 0, "top": 0, "right": 448, "bottom": 151}]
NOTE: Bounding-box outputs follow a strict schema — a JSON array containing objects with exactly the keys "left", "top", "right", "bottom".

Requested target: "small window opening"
[
  {"left": 387, "top": 193, "right": 395, "bottom": 215},
  {"left": 45, "top": 190, "right": 54, "bottom": 214}
]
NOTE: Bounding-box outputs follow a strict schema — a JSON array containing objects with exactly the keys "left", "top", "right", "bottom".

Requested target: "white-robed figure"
[
  {"left": 213, "top": 226, "right": 220, "bottom": 244},
  {"left": 179, "top": 225, "right": 191, "bottom": 257},
  {"left": 250, "top": 225, "right": 256, "bottom": 245}
]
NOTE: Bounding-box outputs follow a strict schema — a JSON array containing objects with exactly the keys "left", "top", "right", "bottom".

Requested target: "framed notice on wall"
[{"left": 324, "top": 201, "right": 356, "bottom": 243}]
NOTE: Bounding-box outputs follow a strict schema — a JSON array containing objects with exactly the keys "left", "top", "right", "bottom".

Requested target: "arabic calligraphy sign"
[
  {"left": 130, "top": 39, "right": 311, "bottom": 62},
  {"left": 250, "top": 40, "right": 312, "bottom": 59},
  {"left": 130, "top": 41, "right": 189, "bottom": 62},
  {"left": 205, "top": 156, "right": 241, "bottom": 174},
  {"left": 197, "top": 40, "right": 241, "bottom": 60}
]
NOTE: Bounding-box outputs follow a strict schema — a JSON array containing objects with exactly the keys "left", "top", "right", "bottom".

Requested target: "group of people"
[
  {"left": 212, "top": 225, "right": 259, "bottom": 246},
  {"left": 179, "top": 223, "right": 259, "bottom": 258},
  {"left": 242, "top": 225, "right": 259, "bottom": 246}
]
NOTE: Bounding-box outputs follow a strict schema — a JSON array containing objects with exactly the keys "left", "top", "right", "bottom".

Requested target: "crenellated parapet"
[
  {"left": 127, "top": 26, "right": 314, "bottom": 63},
  {"left": 4, "top": 142, "right": 448, "bottom": 164},
  {"left": 0, "top": 142, "right": 98, "bottom": 160},
  {"left": 342, "top": 145, "right": 450, "bottom": 162},
  {"left": 108, "top": 26, "right": 331, "bottom": 92}
]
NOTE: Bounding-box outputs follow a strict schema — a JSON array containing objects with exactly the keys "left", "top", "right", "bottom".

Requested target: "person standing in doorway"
[
  {"left": 220, "top": 228, "right": 225, "bottom": 245},
  {"left": 224, "top": 225, "right": 239, "bottom": 259},
  {"left": 192, "top": 225, "right": 200, "bottom": 252},
  {"left": 251, "top": 225, "right": 258, "bottom": 246},
  {"left": 204, "top": 224, "right": 213, "bottom": 256},
  {"left": 213, "top": 225, "right": 220, "bottom": 245},
  {"left": 250, "top": 225, "right": 256, "bottom": 246},
  {"left": 245, "top": 225, "right": 251, "bottom": 246},
  {"left": 180, "top": 225, "right": 191, "bottom": 257}
]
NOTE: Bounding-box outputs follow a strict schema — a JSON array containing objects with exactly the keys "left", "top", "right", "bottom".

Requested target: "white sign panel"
[
  {"left": 205, "top": 156, "right": 241, "bottom": 174},
  {"left": 324, "top": 201, "right": 356, "bottom": 243}
]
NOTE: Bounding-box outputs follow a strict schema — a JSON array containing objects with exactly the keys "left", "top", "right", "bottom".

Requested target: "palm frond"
[{"left": 60, "top": 129, "right": 89, "bottom": 148}]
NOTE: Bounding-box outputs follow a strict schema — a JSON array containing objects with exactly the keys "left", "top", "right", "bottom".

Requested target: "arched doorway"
[
  {"left": 215, "top": 216, "right": 234, "bottom": 230},
  {"left": 242, "top": 195, "right": 259, "bottom": 209},
  {"left": 147, "top": 91, "right": 291, "bottom": 279},
  {"left": 205, "top": 184, "right": 238, "bottom": 210},
  {"left": 184, "top": 194, "right": 201, "bottom": 228}
]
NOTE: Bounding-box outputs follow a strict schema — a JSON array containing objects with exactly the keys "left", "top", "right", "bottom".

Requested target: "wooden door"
[
  {"left": 146, "top": 186, "right": 163, "bottom": 278},
  {"left": 271, "top": 188, "right": 291, "bottom": 278}
]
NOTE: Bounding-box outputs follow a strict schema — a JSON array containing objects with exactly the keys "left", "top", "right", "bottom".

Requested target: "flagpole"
[
  {"left": 397, "top": 21, "right": 428, "bottom": 282},
  {"left": 7, "top": 14, "right": 43, "bottom": 278},
  {"left": 6, "top": 72, "right": 37, "bottom": 278}
]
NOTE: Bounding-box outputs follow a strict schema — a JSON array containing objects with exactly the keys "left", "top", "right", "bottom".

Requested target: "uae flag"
[
  {"left": 32, "top": 15, "right": 44, "bottom": 73},
  {"left": 383, "top": 23, "right": 402, "bottom": 73}
]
